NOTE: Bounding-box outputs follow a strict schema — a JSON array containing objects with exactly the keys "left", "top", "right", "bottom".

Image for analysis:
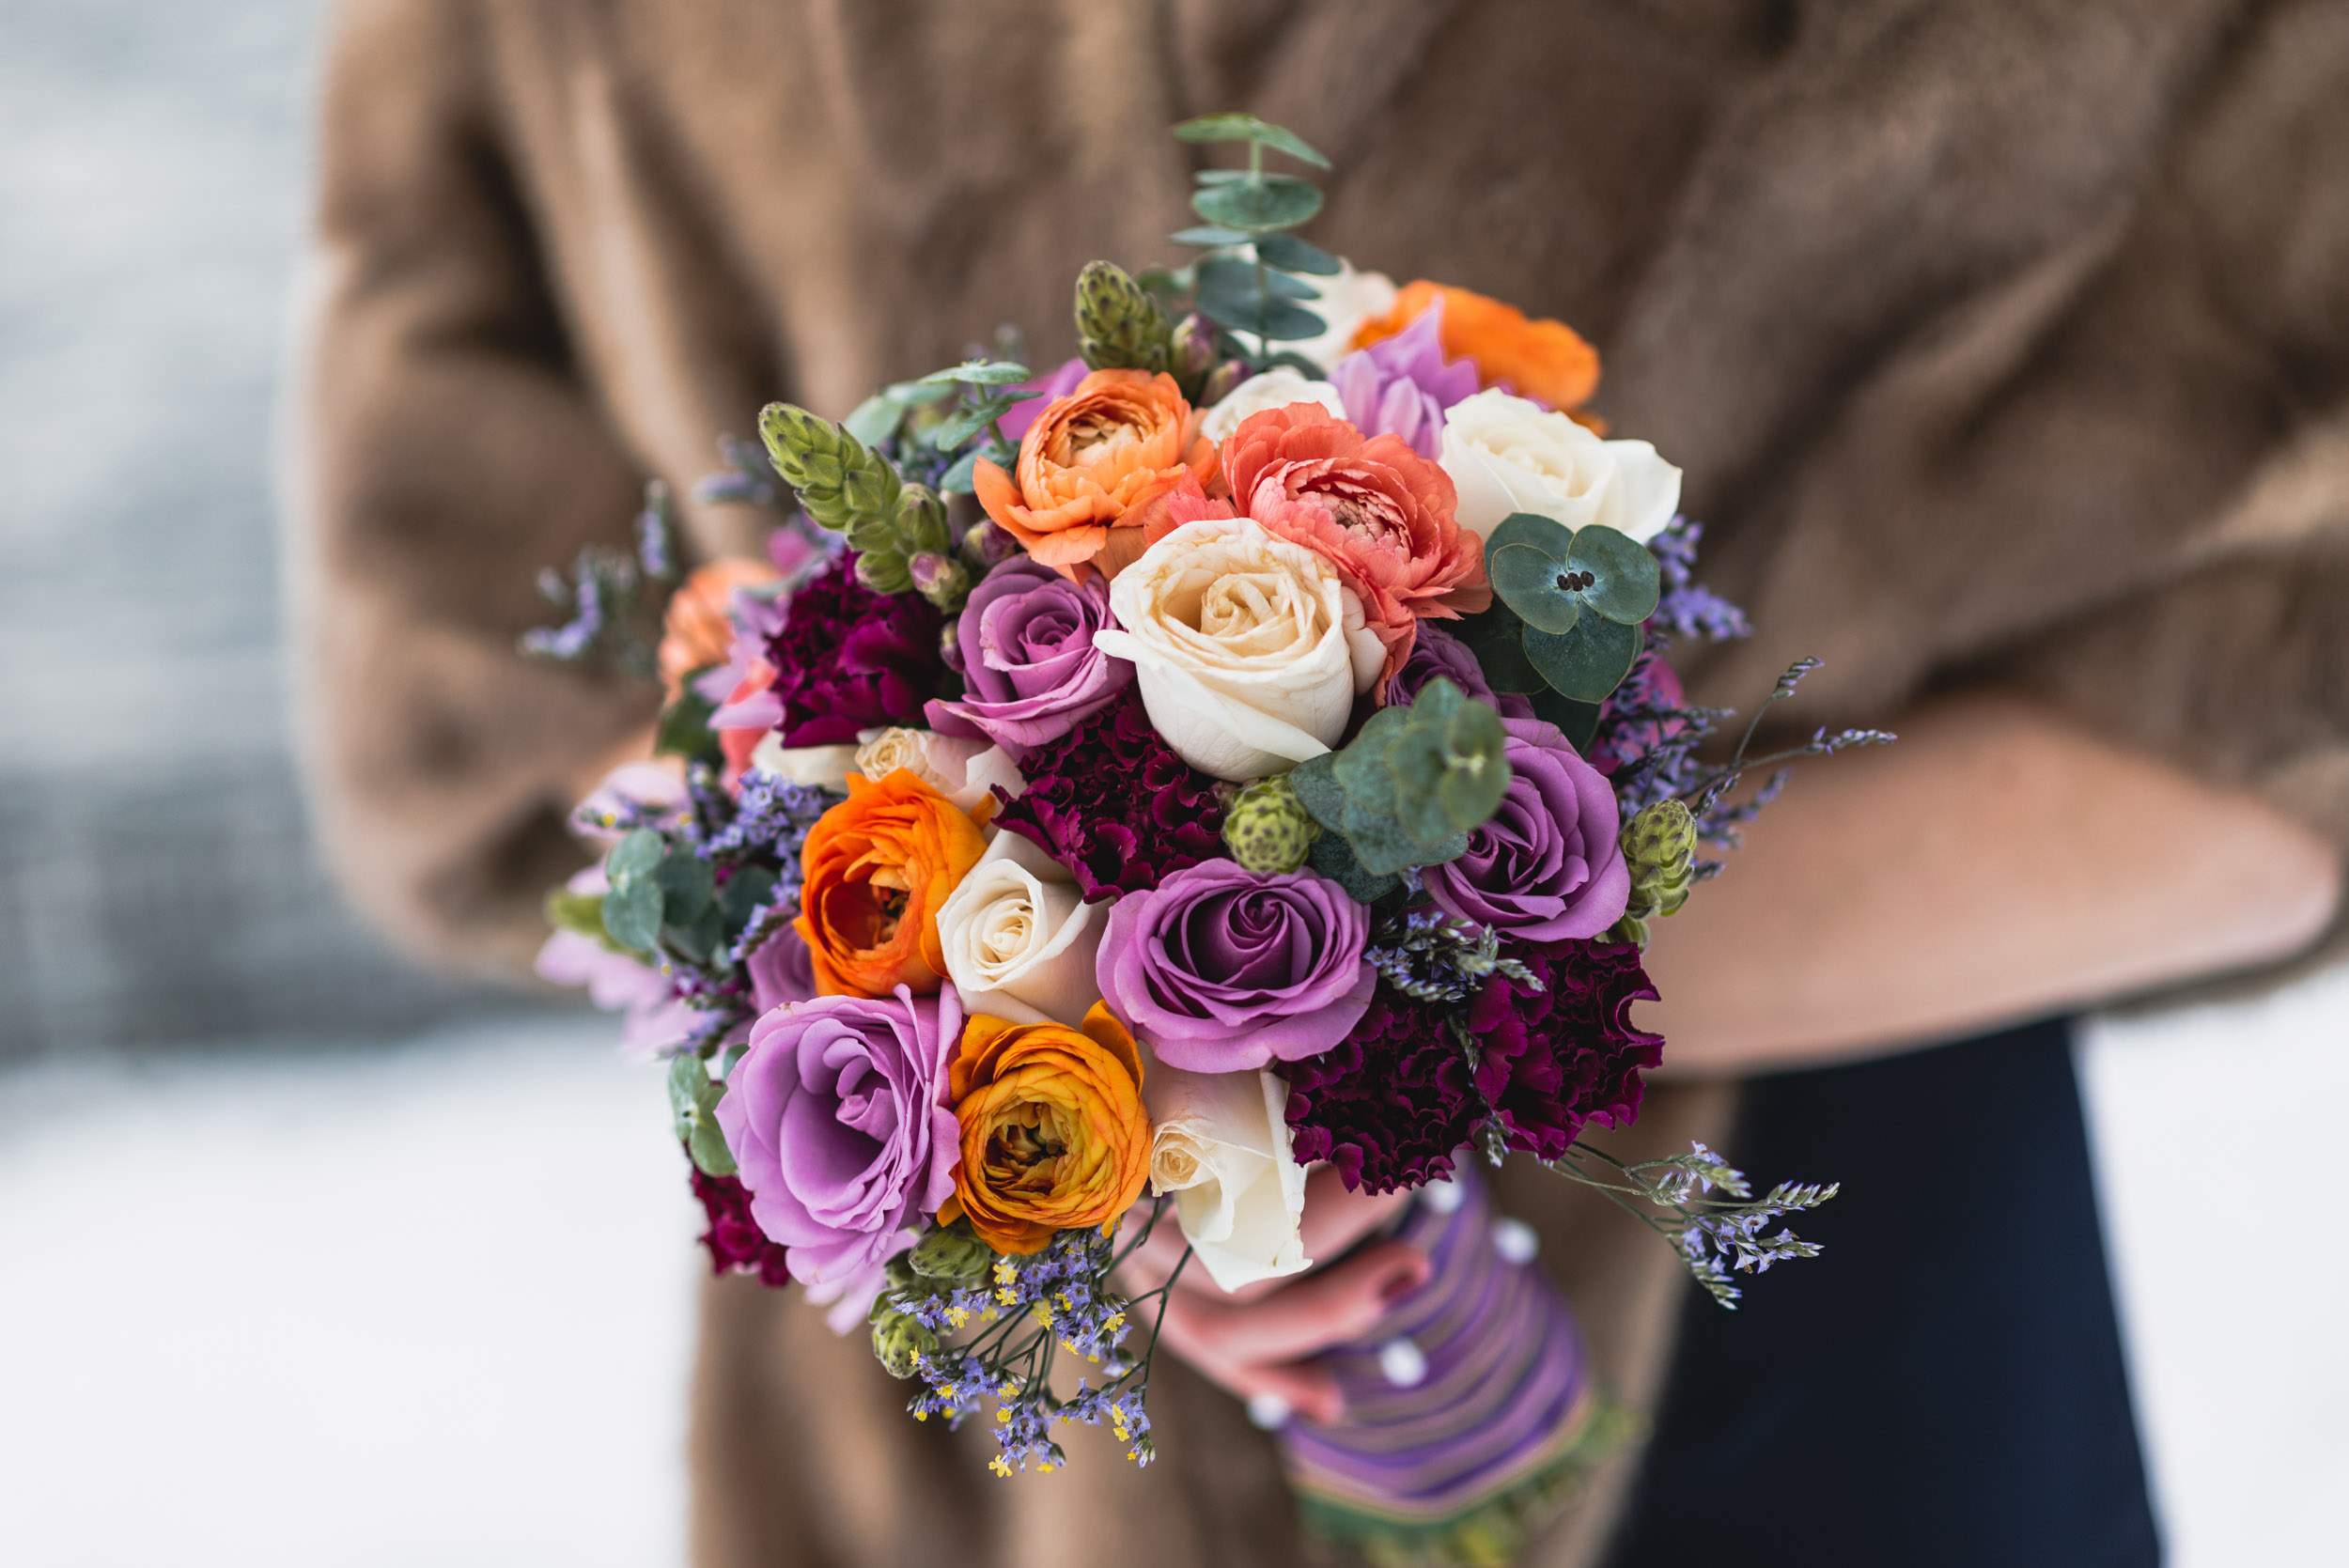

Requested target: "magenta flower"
[
  {"left": 758, "top": 552, "right": 946, "bottom": 746},
  {"left": 990, "top": 690, "right": 1226, "bottom": 903},
  {"left": 1097, "top": 861, "right": 1376, "bottom": 1073},
  {"left": 715, "top": 984, "right": 961, "bottom": 1293},
  {"left": 925, "top": 556, "right": 1133, "bottom": 753}
]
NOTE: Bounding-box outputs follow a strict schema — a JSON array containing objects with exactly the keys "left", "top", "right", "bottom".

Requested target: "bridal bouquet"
[{"left": 530, "top": 115, "right": 1867, "bottom": 1561}]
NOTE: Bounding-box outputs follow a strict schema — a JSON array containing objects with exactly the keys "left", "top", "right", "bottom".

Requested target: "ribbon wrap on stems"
[{"left": 1275, "top": 1164, "right": 1630, "bottom": 1566}]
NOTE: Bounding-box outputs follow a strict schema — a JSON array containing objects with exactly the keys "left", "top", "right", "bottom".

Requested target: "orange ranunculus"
[
  {"left": 658, "top": 557, "right": 776, "bottom": 698},
  {"left": 940, "top": 1002, "right": 1152, "bottom": 1254},
  {"left": 972, "top": 368, "right": 1214, "bottom": 578},
  {"left": 796, "top": 768, "right": 989, "bottom": 999},
  {"left": 1351, "top": 281, "right": 1602, "bottom": 413}
]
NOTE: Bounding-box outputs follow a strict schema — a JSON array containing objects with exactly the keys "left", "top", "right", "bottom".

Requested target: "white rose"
[
  {"left": 1197, "top": 368, "right": 1348, "bottom": 446},
  {"left": 1287, "top": 257, "right": 1399, "bottom": 372},
  {"left": 934, "top": 831, "right": 1103, "bottom": 1028},
  {"left": 746, "top": 736, "right": 857, "bottom": 792},
  {"left": 1143, "top": 1057, "right": 1308, "bottom": 1294},
  {"left": 1094, "top": 518, "right": 1383, "bottom": 783},
  {"left": 850, "top": 727, "right": 1024, "bottom": 813},
  {"left": 1439, "top": 388, "right": 1682, "bottom": 544}
]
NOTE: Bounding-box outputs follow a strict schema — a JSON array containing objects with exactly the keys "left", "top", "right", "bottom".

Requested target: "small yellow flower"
[
  {"left": 988, "top": 1456, "right": 1012, "bottom": 1479},
  {"left": 1037, "top": 1462, "right": 1056, "bottom": 1473},
  {"left": 996, "top": 1408, "right": 1012, "bottom": 1424},
  {"left": 944, "top": 1306, "right": 971, "bottom": 1328}
]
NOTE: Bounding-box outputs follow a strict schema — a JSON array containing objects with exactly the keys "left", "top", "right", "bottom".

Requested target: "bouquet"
[{"left": 529, "top": 114, "right": 1874, "bottom": 1563}]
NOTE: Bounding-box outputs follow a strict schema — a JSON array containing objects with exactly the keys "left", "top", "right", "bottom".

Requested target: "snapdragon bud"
[
  {"left": 909, "top": 551, "right": 971, "bottom": 612},
  {"left": 908, "top": 1218, "right": 994, "bottom": 1283}
]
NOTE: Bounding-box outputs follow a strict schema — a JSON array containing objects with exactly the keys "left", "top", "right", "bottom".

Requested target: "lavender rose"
[
  {"left": 1097, "top": 861, "right": 1375, "bottom": 1073},
  {"left": 714, "top": 984, "right": 961, "bottom": 1299},
  {"left": 1382, "top": 622, "right": 1533, "bottom": 719},
  {"left": 1423, "top": 718, "right": 1629, "bottom": 940},
  {"left": 744, "top": 924, "right": 818, "bottom": 1013},
  {"left": 925, "top": 557, "right": 1132, "bottom": 753}
]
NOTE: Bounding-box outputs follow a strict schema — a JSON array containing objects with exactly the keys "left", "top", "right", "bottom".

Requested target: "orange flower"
[
  {"left": 941, "top": 1003, "right": 1152, "bottom": 1253},
  {"left": 973, "top": 369, "right": 1213, "bottom": 577},
  {"left": 1351, "top": 281, "right": 1602, "bottom": 413},
  {"left": 796, "top": 769, "right": 989, "bottom": 999},
  {"left": 658, "top": 557, "right": 776, "bottom": 698}
]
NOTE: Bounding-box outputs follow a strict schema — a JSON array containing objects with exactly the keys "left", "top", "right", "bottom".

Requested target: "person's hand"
[{"left": 1119, "top": 1169, "right": 1429, "bottom": 1425}]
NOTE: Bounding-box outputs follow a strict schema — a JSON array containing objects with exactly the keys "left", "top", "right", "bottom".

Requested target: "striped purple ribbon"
[{"left": 1276, "top": 1164, "right": 1598, "bottom": 1526}]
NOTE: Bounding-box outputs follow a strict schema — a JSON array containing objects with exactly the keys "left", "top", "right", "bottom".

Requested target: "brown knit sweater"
[{"left": 290, "top": 2, "right": 2349, "bottom": 1562}]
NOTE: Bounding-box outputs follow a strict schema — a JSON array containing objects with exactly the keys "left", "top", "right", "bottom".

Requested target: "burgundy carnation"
[
  {"left": 1466, "top": 939, "right": 1662, "bottom": 1161},
  {"left": 763, "top": 552, "right": 946, "bottom": 746},
  {"left": 688, "top": 1162, "right": 792, "bottom": 1287},
  {"left": 1283, "top": 939, "right": 1661, "bottom": 1193},
  {"left": 990, "top": 688, "right": 1226, "bottom": 903}
]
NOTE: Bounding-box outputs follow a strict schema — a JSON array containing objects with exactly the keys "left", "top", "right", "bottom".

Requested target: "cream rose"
[
  {"left": 1143, "top": 1057, "right": 1308, "bottom": 1293},
  {"left": 934, "top": 831, "right": 1103, "bottom": 1028},
  {"left": 1439, "top": 388, "right": 1682, "bottom": 544},
  {"left": 849, "top": 726, "right": 1024, "bottom": 813},
  {"left": 1093, "top": 518, "right": 1383, "bottom": 783},
  {"left": 1197, "top": 368, "right": 1348, "bottom": 446},
  {"left": 1288, "top": 257, "right": 1400, "bottom": 372},
  {"left": 746, "top": 736, "right": 857, "bottom": 792}
]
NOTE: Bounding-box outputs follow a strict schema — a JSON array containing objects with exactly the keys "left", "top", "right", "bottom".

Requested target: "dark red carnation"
[
  {"left": 764, "top": 552, "right": 946, "bottom": 746},
  {"left": 1283, "top": 938, "right": 1661, "bottom": 1193},
  {"left": 689, "top": 1162, "right": 792, "bottom": 1287},
  {"left": 990, "top": 688, "right": 1226, "bottom": 903}
]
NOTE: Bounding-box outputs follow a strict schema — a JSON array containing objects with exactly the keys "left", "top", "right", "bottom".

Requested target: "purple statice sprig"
[
  {"left": 1365, "top": 907, "right": 1539, "bottom": 1004},
  {"left": 1647, "top": 517, "right": 1750, "bottom": 644},
  {"left": 1544, "top": 1139, "right": 1838, "bottom": 1309},
  {"left": 892, "top": 1203, "right": 1183, "bottom": 1473},
  {"left": 519, "top": 478, "right": 684, "bottom": 678}
]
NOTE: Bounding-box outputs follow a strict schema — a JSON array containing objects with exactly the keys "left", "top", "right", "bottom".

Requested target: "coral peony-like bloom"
[
  {"left": 1351, "top": 281, "right": 1602, "bottom": 414},
  {"left": 941, "top": 1003, "right": 1153, "bottom": 1253},
  {"left": 797, "top": 769, "right": 989, "bottom": 998},
  {"left": 973, "top": 368, "right": 1213, "bottom": 576},
  {"left": 659, "top": 557, "right": 777, "bottom": 698},
  {"left": 1219, "top": 403, "right": 1489, "bottom": 683}
]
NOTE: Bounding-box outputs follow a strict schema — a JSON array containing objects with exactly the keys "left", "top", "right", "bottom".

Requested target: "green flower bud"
[
  {"left": 908, "top": 551, "right": 971, "bottom": 612},
  {"left": 1619, "top": 799, "right": 1697, "bottom": 924},
  {"left": 895, "top": 484, "right": 951, "bottom": 557},
  {"left": 871, "top": 1309, "right": 939, "bottom": 1379},
  {"left": 908, "top": 1218, "right": 994, "bottom": 1283},
  {"left": 757, "top": 401, "right": 904, "bottom": 534},
  {"left": 959, "top": 516, "right": 1019, "bottom": 572},
  {"left": 1196, "top": 358, "right": 1249, "bottom": 409},
  {"left": 1169, "top": 312, "right": 1218, "bottom": 390},
  {"left": 1076, "top": 261, "right": 1172, "bottom": 375},
  {"left": 855, "top": 548, "right": 914, "bottom": 596},
  {"left": 1221, "top": 775, "right": 1321, "bottom": 874}
]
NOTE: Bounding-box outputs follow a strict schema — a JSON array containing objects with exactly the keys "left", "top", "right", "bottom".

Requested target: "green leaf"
[
  {"left": 1195, "top": 291, "right": 1328, "bottom": 342},
  {"left": 1487, "top": 544, "right": 1584, "bottom": 636},
  {"left": 654, "top": 686, "right": 722, "bottom": 766},
  {"left": 937, "top": 447, "right": 987, "bottom": 495},
  {"left": 1170, "top": 225, "right": 1254, "bottom": 247},
  {"left": 1286, "top": 754, "right": 1347, "bottom": 833},
  {"left": 653, "top": 850, "right": 716, "bottom": 925},
  {"left": 664, "top": 904, "right": 725, "bottom": 966},
  {"left": 1252, "top": 232, "right": 1341, "bottom": 275},
  {"left": 1486, "top": 512, "right": 1577, "bottom": 561},
  {"left": 719, "top": 865, "right": 780, "bottom": 935},
  {"left": 1528, "top": 688, "right": 1603, "bottom": 753},
  {"left": 1196, "top": 256, "right": 1321, "bottom": 303},
  {"left": 1307, "top": 830, "right": 1399, "bottom": 904},
  {"left": 601, "top": 877, "right": 663, "bottom": 953},
  {"left": 545, "top": 889, "right": 609, "bottom": 942},
  {"left": 1171, "top": 113, "right": 1332, "bottom": 170},
  {"left": 1565, "top": 524, "right": 1662, "bottom": 625},
  {"left": 918, "top": 359, "right": 1033, "bottom": 387},
  {"left": 1524, "top": 615, "right": 1644, "bottom": 704},
  {"left": 1191, "top": 177, "right": 1325, "bottom": 233},
  {"left": 1457, "top": 605, "right": 1546, "bottom": 694},
  {"left": 842, "top": 393, "right": 908, "bottom": 448},
  {"left": 926, "top": 394, "right": 1022, "bottom": 452},
  {"left": 669, "top": 1056, "right": 738, "bottom": 1178},
  {"left": 607, "top": 830, "right": 664, "bottom": 884}
]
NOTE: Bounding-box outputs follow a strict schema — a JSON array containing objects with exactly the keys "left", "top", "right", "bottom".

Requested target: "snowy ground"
[{"left": 3, "top": 976, "right": 2346, "bottom": 1565}]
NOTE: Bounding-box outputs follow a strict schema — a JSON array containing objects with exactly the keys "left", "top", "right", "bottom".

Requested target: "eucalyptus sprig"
[{"left": 1167, "top": 112, "right": 1340, "bottom": 366}]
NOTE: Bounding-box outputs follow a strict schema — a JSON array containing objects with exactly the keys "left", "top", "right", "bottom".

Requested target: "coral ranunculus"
[
  {"left": 973, "top": 368, "right": 1212, "bottom": 577},
  {"left": 659, "top": 558, "right": 777, "bottom": 698},
  {"left": 797, "top": 769, "right": 989, "bottom": 999},
  {"left": 1219, "top": 403, "right": 1489, "bottom": 683},
  {"left": 1351, "top": 281, "right": 1601, "bottom": 414},
  {"left": 941, "top": 1003, "right": 1153, "bottom": 1253}
]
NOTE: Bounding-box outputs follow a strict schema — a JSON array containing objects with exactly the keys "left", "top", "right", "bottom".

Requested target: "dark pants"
[{"left": 1602, "top": 1017, "right": 2162, "bottom": 1568}]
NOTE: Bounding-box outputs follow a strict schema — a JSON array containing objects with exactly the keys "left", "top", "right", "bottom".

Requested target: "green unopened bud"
[
  {"left": 908, "top": 551, "right": 971, "bottom": 611},
  {"left": 1221, "top": 775, "right": 1320, "bottom": 874},
  {"left": 758, "top": 402, "right": 904, "bottom": 534},
  {"left": 854, "top": 548, "right": 914, "bottom": 596},
  {"left": 958, "top": 516, "right": 1020, "bottom": 573},
  {"left": 1197, "top": 357, "right": 1249, "bottom": 408},
  {"left": 909, "top": 1218, "right": 995, "bottom": 1283},
  {"left": 1619, "top": 799, "right": 1697, "bottom": 924},
  {"left": 872, "top": 1310, "right": 939, "bottom": 1379},
  {"left": 1076, "top": 261, "right": 1172, "bottom": 375},
  {"left": 895, "top": 484, "right": 950, "bottom": 557}
]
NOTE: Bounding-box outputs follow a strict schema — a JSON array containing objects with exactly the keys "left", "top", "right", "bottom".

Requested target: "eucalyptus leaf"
[
  {"left": 1486, "top": 512, "right": 1577, "bottom": 561},
  {"left": 1196, "top": 256, "right": 1321, "bottom": 303},
  {"left": 1527, "top": 688, "right": 1604, "bottom": 754},
  {"left": 1457, "top": 606, "right": 1547, "bottom": 694},
  {"left": 664, "top": 904, "right": 725, "bottom": 966},
  {"left": 1286, "top": 754, "right": 1346, "bottom": 833},
  {"left": 687, "top": 1118, "right": 738, "bottom": 1178},
  {"left": 1196, "top": 291, "right": 1327, "bottom": 342},
  {"left": 842, "top": 394, "right": 908, "bottom": 448},
  {"left": 1523, "top": 614, "right": 1644, "bottom": 704},
  {"left": 601, "top": 877, "right": 663, "bottom": 953},
  {"left": 1192, "top": 177, "right": 1325, "bottom": 232},
  {"left": 926, "top": 395, "right": 1019, "bottom": 451},
  {"left": 1170, "top": 225, "right": 1254, "bottom": 247},
  {"left": 1252, "top": 231, "right": 1341, "bottom": 275},
  {"left": 653, "top": 851, "right": 716, "bottom": 924},
  {"left": 1170, "top": 113, "right": 1331, "bottom": 169},
  {"left": 607, "top": 830, "right": 664, "bottom": 883},
  {"left": 719, "top": 865, "right": 779, "bottom": 932},
  {"left": 1308, "top": 830, "right": 1400, "bottom": 904},
  {"left": 918, "top": 359, "right": 1033, "bottom": 387},
  {"left": 937, "top": 447, "right": 989, "bottom": 494},
  {"left": 1565, "top": 524, "right": 1662, "bottom": 625},
  {"left": 1487, "top": 544, "right": 1585, "bottom": 636}
]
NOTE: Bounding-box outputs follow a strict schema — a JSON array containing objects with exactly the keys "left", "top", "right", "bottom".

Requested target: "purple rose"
[
  {"left": 1423, "top": 718, "right": 1629, "bottom": 940},
  {"left": 744, "top": 924, "right": 818, "bottom": 1013},
  {"left": 714, "top": 984, "right": 961, "bottom": 1293},
  {"left": 1097, "top": 861, "right": 1375, "bottom": 1073},
  {"left": 1382, "top": 622, "right": 1534, "bottom": 719},
  {"left": 925, "top": 557, "right": 1133, "bottom": 753}
]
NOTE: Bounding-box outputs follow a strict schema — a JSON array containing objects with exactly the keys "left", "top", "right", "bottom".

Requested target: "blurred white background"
[{"left": 1, "top": 3, "right": 2342, "bottom": 1565}]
